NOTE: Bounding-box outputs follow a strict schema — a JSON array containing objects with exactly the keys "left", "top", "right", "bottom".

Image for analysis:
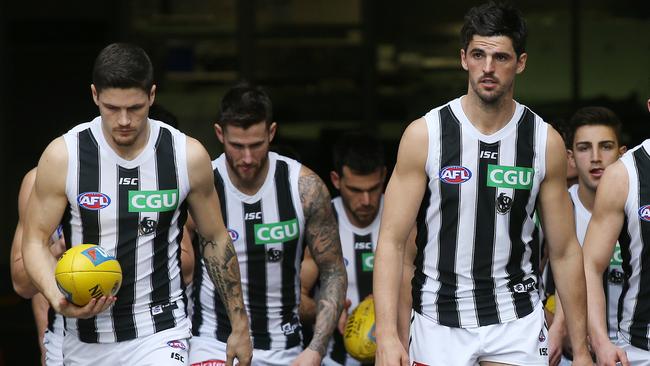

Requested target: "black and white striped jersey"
[
  {"left": 325, "top": 196, "right": 382, "bottom": 366},
  {"left": 412, "top": 97, "right": 546, "bottom": 328},
  {"left": 62, "top": 117, "right": 190, "bottom": 343},
  {"left": 617, "top": 139, "right": 650, "bottom": 350},
  {"left": 190, "top": 152, "right": 306, "bottom": 350},
  {"left": 569, "top": 184, "right": 623, "bottom": 339}
]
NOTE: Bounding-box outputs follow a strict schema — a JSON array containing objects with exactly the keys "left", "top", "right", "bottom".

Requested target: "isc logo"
[
  {"left": 77, "top": 192, "right": 111, "bottom": 210},
  {"left": 354, "top": 242, "right": 373, "bottom": 250},
  {"left": 480, "top": 151, "right": 498, "bottom": 159},
  {"left": 439, "top": 166, "right": 472, "bottom": 184},
  {"left": 639, "top": 205, "right": 650, "bottom": 222},
  {"left": 119, "top": 177, "right": 138, "bottom": 185},
  {"left": 245, "top": 212, "right": 262, "bottom": 220}
]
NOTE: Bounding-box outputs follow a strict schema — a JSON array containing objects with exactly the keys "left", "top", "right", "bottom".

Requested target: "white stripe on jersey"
[
  {"left": 62, "top": 117, "right": 190, "bottom": 343},
  {"left": 618, "top": 140, "right": 650, "bottom": 349},
  {"left": 569, "top": 184, "right": 622, "bottom": 339},
  {"left": 416, "top": 97, "right": 546, "bottom": 328}
]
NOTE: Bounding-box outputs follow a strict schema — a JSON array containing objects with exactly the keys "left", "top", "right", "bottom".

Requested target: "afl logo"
[
  {"left": 639, "top": 205, "right": 650, "bottom": 222},
  {"left": 77, "top": 192, "right": 111, "bottom": 210},
  {"left": 228, "top": 229, "right": 239, "bottom": 242},
  {"left": 439, "top": 166, "right": 472, "bottom": 184}
]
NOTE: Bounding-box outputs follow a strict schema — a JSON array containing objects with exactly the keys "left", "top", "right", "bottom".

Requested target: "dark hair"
[
  {"left": 567, "top": 106, "right": 623, "bottom": 148},
  {"left": 461, "top": 1, "right": 527, "bottom": 57},
  {"left": 92, "top": 43, "right": 154, "bottom": 94},
  {"left": 333, "top": 132, "right": 385, "bottom": 176},
  {"left": 217, "top": 82, "right": 273, "bottom": 129}
]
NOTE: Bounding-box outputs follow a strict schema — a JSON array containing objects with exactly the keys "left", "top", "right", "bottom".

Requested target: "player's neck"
[
  {"left": 577, "top": 183, "right": 596, "bottom": 213},
  {"left": 343, "top": 206, "right": 375, "bottom": 229},
  {"left": 227, "top": 158, "right": 270, "bottom": 196},
  {"left": 102, "top": 121, "right": 150, "bottom": 161},
  {"left": 461, "top": 93, "right": 516, "bottom": 135}
]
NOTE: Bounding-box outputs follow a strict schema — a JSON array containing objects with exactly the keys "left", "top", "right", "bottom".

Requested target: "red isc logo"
[{"left": 439, "top": 166, "right": 472, "bottom": 184}]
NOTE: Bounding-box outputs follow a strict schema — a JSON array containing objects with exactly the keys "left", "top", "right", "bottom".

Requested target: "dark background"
[{"left": 0, "top": 1, "right": 648, "bottom": 364}]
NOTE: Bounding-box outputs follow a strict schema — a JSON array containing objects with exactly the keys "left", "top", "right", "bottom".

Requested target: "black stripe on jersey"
[
  {"left": 151, "top": 128, "right": 179, "bottom": 333},
  {"left": 505, "top": 109, "right": 535, "bottom": 318},
  {"left": 47, "top": 307, "right": 55, "bottom": 332},
  {"left": 412, "top": 184, "right": 431, "bottom": 314},
  {"left": 62, "top": 204, "right": 73, "bottom": 250},
  {"left": 274, "top": 160, "right": 301, "bottom": 349},
  {"left": 77, "top": 128, "right": 100, "bottom": 343},
  {"left": 191, "top": 234, "right": 205, "bottom": 337},
  {"left": 354, "top": 233, "right": 374, "bottom": 301},
  {"left": 245, "top": 200, "right": 271, "bottom": 349},
  {"left": 618, "top": 216, "right": 632, "bottom": 328},
  {"left": 473, "top": 141, "right": 500, "bottom": 325},
  {"left": 329, "top": 330, "right": 347, "bottom": 364},
  {"left": 113, "top": 166, "right": 140, "bottom": 341},
  {"left": 213, "top": 171, "right": 233, "bottom": 342},
  {"left": 435, "top": 106, "right": 461, "bottom": 327},
  {"left": 629, "top": 148, "right": 650, "bottom": 350}
]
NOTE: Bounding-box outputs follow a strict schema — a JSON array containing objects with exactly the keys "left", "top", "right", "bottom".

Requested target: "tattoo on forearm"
[
  {"left": 200, "top": 234, "right": 247, "bottom": 319},
  {"left": 299, "top": 170, "right": 348, "bottom": 355}
]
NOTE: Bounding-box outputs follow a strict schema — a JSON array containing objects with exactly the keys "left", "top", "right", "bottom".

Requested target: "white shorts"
[
  {"left": 614, "top": 335, "right": 650, "bottom": 366},
  {"left": 44, "top": 329, "right": 64, "bottom": 366},
  {"left": 188, "top": 335, "right": 301, "bottom": 366},
  {"left": 409, "top": 303, "right": 548, "bottom": 366},
  {"left": 63, "top": 326, "right": 190, "bottom": 366}
]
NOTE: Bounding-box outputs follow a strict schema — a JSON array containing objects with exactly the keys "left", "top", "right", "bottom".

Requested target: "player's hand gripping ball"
[
  {"left": 55, "top": 244, "right": 122, "bottom": 306},
  {"left": 343, "top": 296, "right": 376, "bottom": 363}
]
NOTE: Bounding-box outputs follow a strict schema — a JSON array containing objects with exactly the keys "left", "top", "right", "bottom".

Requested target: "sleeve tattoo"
[
  {"left": 199, "top": 234, "right": 247, "bottom": 319},
  {"left": 300, "top": 171, "right": 347, "bottom": 356}
]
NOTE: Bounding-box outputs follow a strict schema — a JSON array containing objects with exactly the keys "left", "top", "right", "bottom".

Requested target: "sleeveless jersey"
[
  {"left": 412, "top": 97, "right": 546, "bottom": 328},
  {"left": 617, "top": 139, "right": 650, "bottom": 350},
  {"left": 325, "top": 196, "right": 383, "bottom": 366},
  {"left": 190, "top": 152, "right": 306, "bottom": 350},
  {"left": 569, "top": 184, "right": 623, "bottom": 339},
  {"left": 62, "top": 117, "right": 190, "bottom": 343}
]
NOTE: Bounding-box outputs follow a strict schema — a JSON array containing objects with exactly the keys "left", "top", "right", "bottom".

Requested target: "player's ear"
[
  {"left": 330, "top": 170, "right": 341, "bottom": 190},
  {"left": 460, "top": 48, "right": 469, "bottom": 71},
  {"left": 567, "top": 149, "right": 577, "bottom": 169},
  {"left": 91, "top": 84, "right": 99, "bottom": 106},
  {"left": 619, "top": 145, "right": 627, "bottom": 156},
  {"left": 269, "top": 122, "right": 277, "bottom": 142},
  {"left": 214, "top": 123, "right": 225, "bottom": 143}
]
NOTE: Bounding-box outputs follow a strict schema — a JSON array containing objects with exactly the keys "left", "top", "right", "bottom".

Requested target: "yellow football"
[
  {"left": 343, "top": 296, "right": 376, "bottom": 363},
  {"left": 55, "top": 244, "right": 122, "bottom": 306}
]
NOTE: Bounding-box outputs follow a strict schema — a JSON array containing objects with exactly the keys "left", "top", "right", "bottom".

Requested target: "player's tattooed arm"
[
  {"left": 300, "top": 167, "right": 347, "bottom": 356},
  {"left": 199, "top": 234, "right": 247, "bottom": 319}
]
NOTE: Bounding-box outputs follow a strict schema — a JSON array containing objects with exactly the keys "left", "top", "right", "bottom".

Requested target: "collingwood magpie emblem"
[
  {"left": 496, "top": 193, "right": 513, "bottom": 215},
  {"left": 139, "top": 217, "right": 157, "bottom": 235},
  {"left": 267, "top": 248, "right": 283, "bottom": 262}
]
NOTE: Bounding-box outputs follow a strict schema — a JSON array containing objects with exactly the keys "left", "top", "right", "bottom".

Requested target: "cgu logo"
[
  {"left": 77, "top": 192, "right": 111, "bottom": 210},
  {"left": 639, "top": 205, "right": 650, "bottom": 222},
  {"left": 487, "top": 164, "right": 534, "bottom": 190},
  {"left": 354, "top": 242, "right": 373, "bottom": 250},
  {"left": 129, "top": 189, "right": 179, "bottom": 212},
  {"left": 439, "top": 166, "right": 472, "bottom": 184},
  {"left": 254, "top": 219, "right": 300, "bottom": 245}
]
